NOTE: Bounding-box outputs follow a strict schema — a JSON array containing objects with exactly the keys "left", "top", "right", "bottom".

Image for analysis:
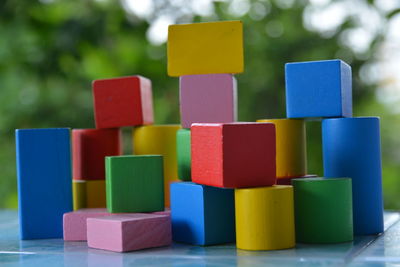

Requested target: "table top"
[{"left": 1, "top": 210, "right": 399, "bottom": 266}]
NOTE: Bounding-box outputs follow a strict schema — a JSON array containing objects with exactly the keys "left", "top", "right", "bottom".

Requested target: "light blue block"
[
  {"left": 285, "top": 59, "right": 352, "bottom": 119},
  {"left": 170, "top": 182, "right": 235, "bottom": 245},
  {"left": 16, "top": 128, "right": 73, "bottom": 240}
]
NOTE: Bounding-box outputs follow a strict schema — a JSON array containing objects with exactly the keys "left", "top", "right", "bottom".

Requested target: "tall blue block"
[
  {"left": 285, "top": 59, "right": 352, "bottom": 119},
  {"left": 322, "top": 117, "right": 383, "bottom": 235},
  {"left": 16, "top": 128, "right": 73, "bottom": 240},
  {"left": 170, "top": 182, "right": 235, "bottom": 245}
]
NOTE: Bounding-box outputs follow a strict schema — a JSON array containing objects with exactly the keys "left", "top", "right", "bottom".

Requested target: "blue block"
[
  {"left": 16, "top": 128, "right": 73, "bottom": 240},
  {"left": 170, "top": 182, "right": 235, "bottom": 245},
  {"left": 285, "top": 59, "right": 352, "bottom": 119},
  {"left": 322, "top": 117, "right": 383, "bottom": 235}
]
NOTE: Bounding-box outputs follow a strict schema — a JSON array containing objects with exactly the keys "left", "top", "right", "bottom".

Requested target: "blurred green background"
[{"left": 1, "top": 0, "right": 400, "bottom": 209}]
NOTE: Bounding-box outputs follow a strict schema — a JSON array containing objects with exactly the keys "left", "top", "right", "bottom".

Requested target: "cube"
[
  {"left": 191, "top": 123, "right": 276, "bottom": 188},
  {"left": 106, "top": 155, "right": 164, "bottom": 213},
  {"left": 73, "top": 180, "right": 106, "bottom": 210},
  {"left": 180, "top": 74, "right": 237, "bottom": 128},
  {"left": 92, "top": 76, "right": 154, "bottom": 129},
  {"left": 176, "top": 129, "right": 191, "bottom": 181},
  {"left": 285, "top": 59, "right": 352, "bottom": 119},
  {"left": 168, "top": 21, "right": 244, "bottom": 76},
  {"left": 170, "top": 182, "right": 235, "bottom": 245}
]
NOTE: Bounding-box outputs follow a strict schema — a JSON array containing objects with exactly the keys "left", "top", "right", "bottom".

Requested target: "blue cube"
[
  {"left": 170, "top": 182, "right": 235, "bottom": 245},
  {"left": 285, "top": 59, "right": 352, "bottom": 119}
]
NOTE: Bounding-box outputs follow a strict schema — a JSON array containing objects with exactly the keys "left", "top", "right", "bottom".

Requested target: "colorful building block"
[
  {"left": 170, "top": 182, "right": 235, "bottom": 245},
  {"left": 322, "top": 117, "right": 384, "bottom": 235},
  {"left": 92, "top": 76, "right": 154, "bottom": 129},
  {"left": 235, "top": 186, "right": 295, "bottom": 250},
  {"left": 73, "top": 180, "right": 106, "bottom": 210},
  {"left": 72, "top": 128, "right": 122, "bottom": 180},
  {"left": 15, "top": 128, "right": 73, "bottom": 239},
  {"left": 176, "top": 129, "right": 191, "bottom": 181},
  {"left": 257, "top": 119, "right": 307, "bottom": 178},
  {"left": 87, "top": 213, "right": 171, "bottom": 252},
  {"left": 133, "top": 125, "right": 181, "bottom": 206},
  {"left": 191, "top": 123, "right": 276, "bottom": 188},
  {"left": 285, "top": 59, "right": 352, "bottom": 118},
  {"left": 167, "top": 21, "right": 244, "bottom": 76},
  {"left": 276, "top": 174, "right": 317, "bottom": 185},
  {"left": 106, "top": 155, "right": 164, "bottom": 213},
  {"left": 180, "top": 74, "right": 237, "bottom": 128},
  {"left": 293, "top": 177, "right": 353, "bottom": 243}
]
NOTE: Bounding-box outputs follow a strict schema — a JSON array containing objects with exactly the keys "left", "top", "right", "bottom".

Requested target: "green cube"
[
  {"left": 106, "top": 155, "right": 164, "bottom": 213},
  {"left": 176, "top": 129, "right": 191, "bottom": 181}
]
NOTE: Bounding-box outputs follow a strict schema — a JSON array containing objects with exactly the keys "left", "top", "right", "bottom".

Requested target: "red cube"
[
  {"left": 92, "top": 76, "right": 154, "bottom": 129},
  {"left": 191, "top": 123, "right": 276, "bottom": 188}
]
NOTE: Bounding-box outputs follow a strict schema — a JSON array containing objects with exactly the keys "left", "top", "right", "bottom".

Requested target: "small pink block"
[
  {"left": 63, "top": 208, "right": 111, "bottom": 241},
  {"left": 152, "top": 208, "right": 170, "bottom": 216},
  {"left": 87, "top": 214, "right": 171, "bottom": 252},
  {"left": 180, "top": 74, "right": 237, "bottom": 129}
]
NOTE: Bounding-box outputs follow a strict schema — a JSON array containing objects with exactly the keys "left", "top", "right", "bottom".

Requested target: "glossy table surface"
[{"left": 1, "top": 210, "right": 400, "bottom": 266}]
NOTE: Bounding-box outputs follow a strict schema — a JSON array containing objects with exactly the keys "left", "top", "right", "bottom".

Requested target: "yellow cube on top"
[{"left": 167, "top": 21, "right": 244, "bottom": 77}]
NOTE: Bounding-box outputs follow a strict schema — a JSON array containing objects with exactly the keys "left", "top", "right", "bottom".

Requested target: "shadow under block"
[
  {"left": 170, "top": 182, "right": 235, "bottom": 245},
  {"left": 180, "top": 74, "right": 237, "bottom": 129},
  {"left": 176, "top": 129, "right": 191, "bottom": 181},
  {"left": 167, "top": 21, "right": 244, "bottom": 76},
  {"left": 72, "top": 128, "right": 122, "bottom": 180},
  {"left": 73, "top": 180, "right": 106, "bottom": 210},
  {"left": 292, "top": 178, "right": 353, "bottom": 243},
  {"left": 191, "top": 123, "right": 276, "bottom": 188},
  {"left": 257, "top": 119, "right": 307, "bottom": 178},
  {"left": 92, "top": 75, "right": 154, "bottom": 129},
  {"left": 133, "top": 125, "right": 181, "bottom": 206},
  {"left": 15, "top": 128, "right": 73, "bottom": 239},
  {"left": 106, "top": 155, "right": 164, "bottom": 213},
  {"left": 87, "top": 214, "right": 172, "bottom": 252},
  {"left": 285, "top": 59, "right": 352, "bottom": 119},
  {"left": 235, "top": 186, "right": 295, "bottom": 251},
  {"left": 322, "top": 117, "right": 384, "bottom": 235}
]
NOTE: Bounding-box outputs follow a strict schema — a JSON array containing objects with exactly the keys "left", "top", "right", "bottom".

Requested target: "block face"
[
  {"left": 73, "top": 180, "right": 107, "bottom": 210},
  {"left": 168, "top": 21, "right": 244, "bottom": 76},
  {"left": 92, "top": 76, "right": 154, "bottom": 129},
  {"left": 180, "top": 74, "right": 237, "bottom": 128},
  {"left": 106, "top": 155, "right": 164, "bottom": 213},
  {"left": 285, "top": 59, "right": 352, "bottom": 119},
  {"left": 15, "top": 128, "right": 73, "bottom": 239},
  {"left": 176, "top": 129, "right": 191, "bottom": 181}
]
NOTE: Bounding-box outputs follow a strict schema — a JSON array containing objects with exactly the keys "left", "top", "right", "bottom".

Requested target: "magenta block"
[
  {"left": 87, "top": 213, "right": 172, "bottom": 252},
  {"left": 180, "top": 74, "right": 237, "bottom": 129}
]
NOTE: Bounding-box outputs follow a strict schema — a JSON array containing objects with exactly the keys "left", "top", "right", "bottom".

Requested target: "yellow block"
[
  {"left": 132, "top": 125, "right": 181, "bottom": 207},
  {"left": 73, "top": 180, "right": 106, "bottom": 210},
  {"left": 167, "top": 21, "right": 244, "bottom": 77},
  {"left": 257, "top": 119, "right": 307, "bottom": 178},
  {"left": 235, "top": 186, "right": 295, "bottom": 251}
]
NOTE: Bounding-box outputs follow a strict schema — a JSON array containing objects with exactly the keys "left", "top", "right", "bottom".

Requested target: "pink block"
[
  {"left": 152, "top": 208, "right": 171, "bottom": 216},
  {"left": 180, "top": 74, "right": 237, "bottom": 129},
  {"left": 87, "top": 214, "right": 172, "bottom": 252},
  {"left": 63, "top": 208, "right": 111, "bottom": 241}
]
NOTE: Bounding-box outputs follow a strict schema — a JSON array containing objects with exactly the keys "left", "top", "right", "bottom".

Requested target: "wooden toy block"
[
  {"left": 106, "top": 155, "right": 164, "bottom": 213},
  {"left": 167, "top": 21, "right": 244, "bottom": 76},
  {"left": 191, "top": 123, "right": 276, "bottom": 188},
  {"left": 170, "top": 182, "right": 235, "bottom": 245},
  {"left": 292, "top": 177, "right": 353, "bottom": 243},
  {"left": 72, "top": 128, "right": 122, "bottom": 180},
  {"left": 92, "top": 76, "right": 154, "bottom": 129},
  {"left": 180, "top": 74, "right": 237, "bottom": 128},
  {"left": 285, "top": 59, "right": 352, "bottom": 119},
  {"left": 323, "top": 117, "right": 383, "bottom": 235},
  {"left": 176, "top": 129, "right": 191, "bottom": 181},
  {"left": 73, "top": 180, "right": 106, "bottom": 210},
  {"left": 87, "top": 213, "right": 171, "bottom": 252},
  {"left": 235, "top": 186, "right": 295, "bottom": 251},
  {"left": 257, "top": 119, "right": 306, "bottom": 178},
  {"left": 63, "top": 208, "right": 110, "bottom": 241},
  {"left": 15, "top": 128, "right": 73, "bottom": 239},
  {"left": 276, "top": 174, "right": 317, "bottom": 185},
  {"left": 133, "top": 125, "right": 181, "bottom": 206}
]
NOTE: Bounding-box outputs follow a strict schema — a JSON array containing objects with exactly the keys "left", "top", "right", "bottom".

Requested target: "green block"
[
  {"left": 106, "top": 155, "right": 164, "bottom": 213},
  {"left": 176, "top": 129, "right": 191, "bottom": 181},
  {"left": 292, "top": 177, "right": 353, "bottom": 244}
]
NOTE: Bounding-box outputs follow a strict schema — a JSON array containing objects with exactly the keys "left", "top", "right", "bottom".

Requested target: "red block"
[
  {"left": 191, "top": 123, "right": 276, "bottom": 188},
  {"left": 73, "top": 128, "right": 122, "bottom": 180},
  {"left": 92, "top": 76, "right": 154, "bottom": 129}
]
